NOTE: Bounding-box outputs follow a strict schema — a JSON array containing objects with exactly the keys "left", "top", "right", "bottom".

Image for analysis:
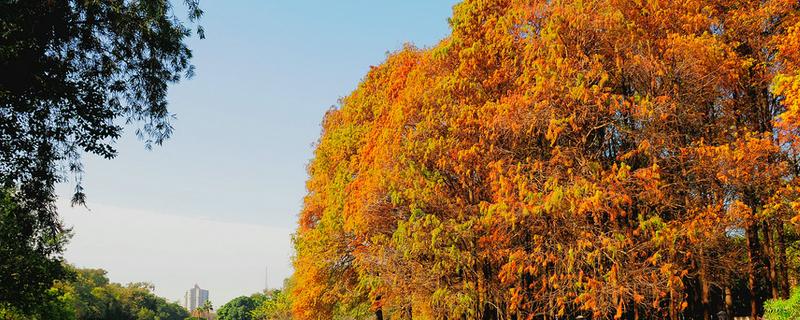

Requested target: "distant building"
[{"left": 184, "top": 284, "right": 209, "bottom": 312}]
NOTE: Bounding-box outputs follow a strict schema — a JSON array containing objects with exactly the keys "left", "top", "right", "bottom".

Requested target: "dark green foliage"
[
  {"left": 217, "top": 295, "right": 261, "bottom": 320},
  {"left": 56, "top": 266, "right": 190, "bottom": 320},
  {"left": 217, "top": 288, "right": 294, "bottom": 320},
  {"left": 0, "top": 286, "right": 74, "bottom": 320},
  {"left": 0, "top": 189, "right": 69, "bottom": 315},
  {"left": 0, "top": 0, "right": 203, "bottom": 214},
  {"left": 0, "top": 0, "right": 201, "bottom": 315},
  {"left": 0, "top": 265, "right": 190, "bottom": 320}
]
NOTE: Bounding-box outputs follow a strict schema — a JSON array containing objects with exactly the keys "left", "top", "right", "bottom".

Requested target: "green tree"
[
  {"left": 0, "top": 0, "right": 202, "bottom": 315},
  {"left": 0, "top": 189, "right": 70, "bottom": 315},
  {"left": 218, "top": 295, "right": 263, "bottom": 320},
  {"left": 1, "top": 264, "right": 190, "bottom": 320},
  {"left": 252, "top": 290, "right": 292, "bottom": 320},
  {"left": 52, "top": 266, "right": 189, "bottom": 320},
  {"left": 0, "top": 286, "right": 74, "bottom": 320}
]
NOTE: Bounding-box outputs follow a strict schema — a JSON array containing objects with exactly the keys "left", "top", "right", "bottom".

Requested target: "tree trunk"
[
  {"left": 375, "top": 295, "right": 384, "bottom": 320},
  {"left": 700, "top": 250, "right": 710, "bottom": 320},
  {"left": 775, "top": 221, "right": 790, "bottom": 299},
  {"left": 669, "top": 289, "right": 677, "bottom": 320},
  {"left": 724, "top": 286, "right": 733, "bottom": 316},
  {"left": 762, "top": 222, "right": 778, "bottom": 299},
  {"left": 482, "top": 302, "right": 498, "bottom": 320},
  {"left": 701, "top": 274, "right": 710, "bottom": 320},
  {"left": 746, "top": 224, "right": 762, "bottom": 319}
]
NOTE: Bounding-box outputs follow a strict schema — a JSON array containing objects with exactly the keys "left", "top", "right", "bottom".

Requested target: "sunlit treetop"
[{"left": 294, "top": 0, "right": 800, "bottom": 319}]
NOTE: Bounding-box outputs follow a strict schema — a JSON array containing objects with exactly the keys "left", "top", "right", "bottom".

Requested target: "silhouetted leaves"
[{"left": 0, "top": 0, "right": 201, "bottom": 315}]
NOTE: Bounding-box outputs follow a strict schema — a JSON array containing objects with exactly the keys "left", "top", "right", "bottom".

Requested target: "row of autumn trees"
[{"left": 292, "top": 0, "right": 800, "bottom": 319}]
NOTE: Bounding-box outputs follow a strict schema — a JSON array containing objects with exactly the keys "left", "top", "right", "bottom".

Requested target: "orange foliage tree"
[{"left": 293, "top": 1, "right": 800, "bottom": 319}]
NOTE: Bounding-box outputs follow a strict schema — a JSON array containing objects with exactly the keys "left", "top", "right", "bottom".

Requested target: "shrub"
[{"left": 764, "top": 288, "right": 800, "bottom": 320}]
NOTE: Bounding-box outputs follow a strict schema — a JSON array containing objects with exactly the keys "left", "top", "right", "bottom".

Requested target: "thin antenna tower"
[{"left": 265, "top": 265, "right": 269, "bottom": 291}]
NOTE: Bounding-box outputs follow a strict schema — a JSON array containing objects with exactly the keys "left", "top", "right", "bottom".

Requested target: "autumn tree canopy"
[{"left": 293, "top": 0, "right": 800, "bottom": 319}]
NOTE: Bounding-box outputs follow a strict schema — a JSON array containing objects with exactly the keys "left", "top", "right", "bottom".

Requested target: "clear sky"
[{"left": 56, "top": 0, "right": 459, "bottom": 307}]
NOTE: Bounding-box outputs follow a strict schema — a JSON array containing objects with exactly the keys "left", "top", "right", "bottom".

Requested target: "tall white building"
[{"left": 184, "top": 284, "right": 209, "bottom": 312}]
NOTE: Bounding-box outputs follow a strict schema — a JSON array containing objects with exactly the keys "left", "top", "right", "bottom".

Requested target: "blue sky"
[{"left": 57, "top": 0, "right": 459, "bottom": 306}]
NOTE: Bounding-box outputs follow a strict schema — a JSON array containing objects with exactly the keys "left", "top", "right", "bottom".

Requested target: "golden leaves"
[{"left": 293, "top": 0, "right": 800, "bottom": 318}]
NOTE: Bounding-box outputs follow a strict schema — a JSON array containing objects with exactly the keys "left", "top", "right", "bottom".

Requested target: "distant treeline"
[
  {"left": 0, "top": 265, "right": 188, "bottom": 320},
  {"left": 215, "top": 280, "right": 292, "bottom": 320}
]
